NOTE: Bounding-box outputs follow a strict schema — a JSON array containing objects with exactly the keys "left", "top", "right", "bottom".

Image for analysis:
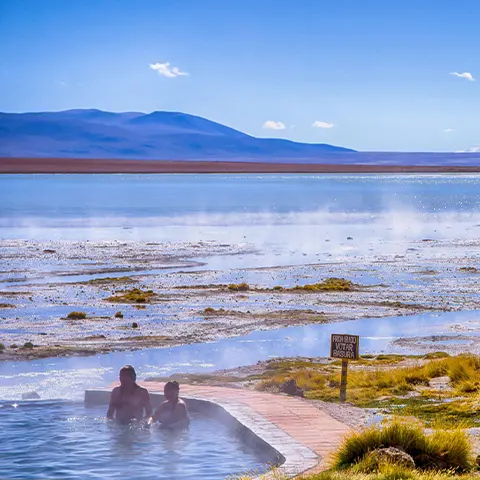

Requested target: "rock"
[
  {"left": 347, "top": 236, "right": 354, "bottom": 240},
  {"left": 22, "top": 391, "right": 40, "bottom": 400},
  {"left": 368, "top": 447, "right": 415, "bottom": 469},
  {"left": 43, "top": 249, "right": 56, "bottom": 254},
  {"left": 279, "top": 379, "right": 304, "bottom": 397}
]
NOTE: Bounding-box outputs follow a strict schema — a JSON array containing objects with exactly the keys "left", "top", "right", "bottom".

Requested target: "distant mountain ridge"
[{"left": 0, "top": 109, "right": 354, "bottom": 160}]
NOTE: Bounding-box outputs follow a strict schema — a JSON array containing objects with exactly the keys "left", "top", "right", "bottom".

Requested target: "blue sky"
[{"left": 0, "top": 0, "right": 479, "bottom": 152}]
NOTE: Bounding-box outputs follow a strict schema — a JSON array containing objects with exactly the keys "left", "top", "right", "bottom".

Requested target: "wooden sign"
[
  {"left": 330, "top": 334, "right": 360, "bottom": 402},
  {"left": 330, "top": 333, "right": 360, "bottom": 360}
]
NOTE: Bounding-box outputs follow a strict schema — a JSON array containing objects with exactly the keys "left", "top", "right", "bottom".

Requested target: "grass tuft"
[
  {"left": 459, "top": 267, "right": 478, "bottom": 273},
  {"left": 203, "top": 307, "right": 228, "bottom": 315},
  {"left": 106, "top": 288, "right": 156, "bottom": 303},
  {"left": 227, "top": 283, "right": 250, "bottom": 291},
  {"left": 335, "top": 421, "right": 473, "bottom": 472},
  {"left": 293, "top": 278, "right": 354, "bottom": 292},
  {"left": 66, "top": 311, "right": 87, "bottom": 320}
]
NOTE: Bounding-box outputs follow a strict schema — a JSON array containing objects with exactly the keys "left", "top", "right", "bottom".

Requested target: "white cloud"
[
  {"left": 262, "top": 120, "right": 286, "bottom": 130},
  {"left": 449, "top": 72, "right": 475, "bottom": 81},
  {"left": 149, "top": 62, "right": 188, "bottom": 78},
  {"left": 312, "top": 120, "right": 335, "bottom": 129},
  {"left": 457, "top": 145, "right": 480, "bottom": 153},
  {"left": 444, "top": 128, "right": 455, "bottom": 133}
]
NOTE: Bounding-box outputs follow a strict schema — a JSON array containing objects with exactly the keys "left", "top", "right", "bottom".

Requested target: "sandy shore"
[{"left": 2, "top": 157, "right": 480, "bottom": 174}]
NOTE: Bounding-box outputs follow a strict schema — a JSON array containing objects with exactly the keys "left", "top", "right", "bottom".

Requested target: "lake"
[{"left": 2, "top": 174, "right": 480, "bottom": 245}]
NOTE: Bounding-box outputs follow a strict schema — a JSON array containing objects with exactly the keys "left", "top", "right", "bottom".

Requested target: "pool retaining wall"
[{"left": 85, "top": 388, "right": 319, "bottom": 478}]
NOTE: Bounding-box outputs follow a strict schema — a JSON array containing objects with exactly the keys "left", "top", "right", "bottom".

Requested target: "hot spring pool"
[{"left": 0, "top": 401, "right": 271, "bottom": 479}]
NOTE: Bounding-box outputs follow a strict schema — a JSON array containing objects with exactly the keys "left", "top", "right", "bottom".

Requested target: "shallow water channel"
[{"left": 1, "top": 309, "right": 479, "bottom": 402}]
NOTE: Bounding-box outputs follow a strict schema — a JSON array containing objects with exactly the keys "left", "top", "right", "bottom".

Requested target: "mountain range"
[
  {"left": 2, "top": 109, "right": 480, "bottom": 166},
  {"left": 0, "top": 109, "right": 354, "bottom": 161}
]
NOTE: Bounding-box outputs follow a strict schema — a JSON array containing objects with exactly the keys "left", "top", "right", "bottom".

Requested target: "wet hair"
[
  {"left": 164, "top": 380, "right": 180, "bottom": 391},
  {"left": 119, "top": 365, "right": 137, "bottom": 381}
]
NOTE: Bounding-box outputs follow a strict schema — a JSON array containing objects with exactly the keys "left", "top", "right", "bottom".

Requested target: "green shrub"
[
  {"left": 67, "top": 311, "right": 87, "bottom": 320},
  {"left": 0, "top": 343, "right": 5, "bottom": 350},
  {"left": 23, "top": 342, "right": 34, "bottom": 349}
]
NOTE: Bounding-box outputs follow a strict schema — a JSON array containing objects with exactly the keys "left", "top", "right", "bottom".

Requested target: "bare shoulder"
[
  {"left": 111, "top": 386, "right": 121, "bottom": 396},
  {"left": 178, "top": 399, "right": 187, "bottom": 408},
  {"left": 155, "top": 400, "right": 169, "bottom": 410},
  {"left": 110, "top": 387, "right": 121, "bottom": 403},
  {"left": 138, "top": 386, "right": 150, "bottom": 396}
]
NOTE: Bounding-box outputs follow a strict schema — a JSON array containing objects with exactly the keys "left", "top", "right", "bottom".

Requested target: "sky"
[{"left": 0, "top": 0, "right": 479, "bottom": 152}]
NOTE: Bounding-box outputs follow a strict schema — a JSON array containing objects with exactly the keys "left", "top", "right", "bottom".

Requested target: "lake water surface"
[{"left": 2, "top": 174, "right": 480, "bottom": 247}]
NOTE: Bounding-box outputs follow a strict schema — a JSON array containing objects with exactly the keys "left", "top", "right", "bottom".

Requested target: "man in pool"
[
  {"left": 148, "top": 381, "right": 190, "bottom": 429},
  {"left": 107, "top": 365, "right": 152, "bottom": 424}
]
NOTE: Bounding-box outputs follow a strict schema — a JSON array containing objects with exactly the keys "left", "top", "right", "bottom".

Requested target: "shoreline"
[{"left": 2, "top": 157, "right": 480, "bottom": 174}]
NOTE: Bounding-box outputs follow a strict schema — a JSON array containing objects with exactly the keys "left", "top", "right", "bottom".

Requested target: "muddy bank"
[{"left": 3, "top": 157, "right": 480, "bottom": 174}]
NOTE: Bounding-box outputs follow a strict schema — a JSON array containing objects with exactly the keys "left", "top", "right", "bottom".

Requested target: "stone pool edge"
[{"left": 85, "top": 388, "right": 318, "bottom": 479}]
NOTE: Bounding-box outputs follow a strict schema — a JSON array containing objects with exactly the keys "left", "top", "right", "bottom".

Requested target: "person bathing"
[
  {"left": 149, "top": 381, "right": 190, "bottom": 429},
  {"left": 107, "top": 365, "right": 152, "bottom": 424}
]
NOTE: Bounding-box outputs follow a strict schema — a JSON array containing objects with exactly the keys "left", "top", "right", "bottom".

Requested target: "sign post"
[{"left": 330, "top": 333, "right": 360, "bottom": 403}]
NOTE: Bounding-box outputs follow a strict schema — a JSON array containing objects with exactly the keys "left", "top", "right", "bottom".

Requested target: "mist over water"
[
  {"left": 2, "top": 173, "right": 480, "bottom": 256},
  {"left": 2, "top": 173, "right": 480, "bottom": 401}
]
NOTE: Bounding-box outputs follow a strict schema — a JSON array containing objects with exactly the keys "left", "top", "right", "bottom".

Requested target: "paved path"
[{"left": 144, "top": 382, "right": 351, "bottom": 476}]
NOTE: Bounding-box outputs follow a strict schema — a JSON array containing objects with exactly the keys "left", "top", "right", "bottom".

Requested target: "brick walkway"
[{"left": 144, "top": 382, "right": 351, "bottom": 475}]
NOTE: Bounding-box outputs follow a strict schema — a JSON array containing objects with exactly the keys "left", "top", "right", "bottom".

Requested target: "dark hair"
[
  {"left": 164, "top": 380, "right": 179, "bottom": 391},
  {"left": 120, "top": 365, "right": 137, "bottom": 381}
]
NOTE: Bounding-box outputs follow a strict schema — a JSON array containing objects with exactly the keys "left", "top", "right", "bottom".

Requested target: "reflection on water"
[{"left": 0, "top": 402, "right": 268, "bottom": 480}]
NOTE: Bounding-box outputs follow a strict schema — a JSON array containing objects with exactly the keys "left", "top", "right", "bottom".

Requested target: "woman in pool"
[{"left": 149, "top": 381, "right": 190, "bottom": 429}]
